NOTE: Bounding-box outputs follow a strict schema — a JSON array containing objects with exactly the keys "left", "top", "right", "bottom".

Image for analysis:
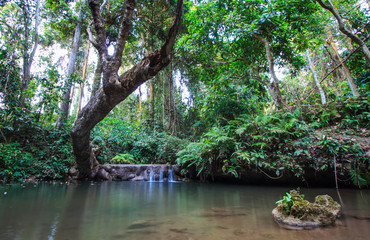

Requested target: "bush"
[{"left": 91, "top": 118, "right": 187, "bottom": 165}]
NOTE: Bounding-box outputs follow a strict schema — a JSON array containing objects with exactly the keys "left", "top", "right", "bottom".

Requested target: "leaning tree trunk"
[
  {"left": 316, "top": 0, "right": 370, "bottom": 66},
  {"left": 56, "top": 7, "right": 84, "bottom": 129},
  {"left": 253, "top": 33, "right": 284, "bottom": 110},
  {"left": 71, "top": 0, "right": 183, "bottom": 178},
  {"left": 326, "top": 27, "right": 359, "bottom": 97},
  {"left": 306, "top": 49, "right": 327, "bottom": 104}
]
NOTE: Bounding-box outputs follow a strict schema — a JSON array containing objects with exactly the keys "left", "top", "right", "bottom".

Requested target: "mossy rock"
[{"left": 272, "top": 190, "right": 341, "bottom": 229}]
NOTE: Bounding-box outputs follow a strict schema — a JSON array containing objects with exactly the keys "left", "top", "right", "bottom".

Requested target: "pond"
[{"left": 0, "top": 182, "right": 369, "bottom": 240}]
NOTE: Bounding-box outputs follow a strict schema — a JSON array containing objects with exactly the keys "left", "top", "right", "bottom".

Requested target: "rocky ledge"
[
  {"left": 70, "top": 164, "right": 181, "bottom": 181},
  {"left": 272, "top": 190, "right": 341, "bottom": 229}
]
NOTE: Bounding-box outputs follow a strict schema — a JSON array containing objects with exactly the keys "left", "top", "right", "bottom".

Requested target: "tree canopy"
[{"left": 0, "top": 0, "right": 369, "bottom": 187}]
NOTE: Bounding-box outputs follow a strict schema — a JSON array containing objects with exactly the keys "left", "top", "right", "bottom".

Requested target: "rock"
[
  {"left": 24, "top": 176, "right": 37, "bottom": 184},
  {"left": 97, "top": 168, "right": 111, "bottom": 180},
  {"left": 102, "top": 165, "right": 111, "bottom": 171},
  {"left": 173, "top": 165, "right": 180, "bottom": 175},
  {"left": 272, "top": 190, "right": 341, "bottom": 229},
  {"left": 69, "top": 166, "right": 79, "bottom": 177},
  {"left": 88, "top": 170, "right": 97, "bottom": 179},
  {"left": 109, "top": 168, "right": 118, "bottom": 180},
  {"left": 88, "top": 164, "right": 181, "bottom": 181}
]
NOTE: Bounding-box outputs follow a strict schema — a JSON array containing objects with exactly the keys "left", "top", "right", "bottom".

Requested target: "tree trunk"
[
  {"left": 326, "top": 27, "right": 359, "bottom": 97},
  {"left": 168, "top": 63, "right": 177, "bottom": 135},
  {"left": 141, "top": 32, "right": 155, "bottom": 127},
  {"left": 306, "top": 49, "right": 327, "bottom": 104},
  {"left": 253, "top": 33, "right": 284, "bottom": 110},
  {"left": 91, "top": 56, "right": 103, "bottom": 98},
  {"left": 71, "top": 0, "right": 183, "bottom": 178},
  {"left": 57, "top": 7, "right": 84, "bottom": 129},
  {"left": 20, "top": 0, "right": 40, "bottom": 107},
  {"left": 77, "top": 43, "right": 91, "bottom": 118},
  {"left": 323, "top": 44, "right": 344, "bottom": 84},
  {"left": 138, "top": 86, "right": 142, "bottom": 122},
  {"left": 316, "top": 0, "right": 370, "bottom": 66},
  {"left": 149, "top": 80, "right": 155, "bottom": 126}
]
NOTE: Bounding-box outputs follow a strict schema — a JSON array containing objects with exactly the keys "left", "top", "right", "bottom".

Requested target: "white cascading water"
[
  {"left": 149, "top": 166, "right": 154, "bottom": 182},
  {"left": 168, "top": 165, "right": 174, "bottom": 182},
  {"left": 159, "top": 166, "right": 164, "bottom": 182}
]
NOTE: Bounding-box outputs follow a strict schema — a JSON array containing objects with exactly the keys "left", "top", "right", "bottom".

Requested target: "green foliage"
[
  {"left": 110, "top": 153, "right": 135, "bottom": 164},
  {"left": 341, "top": 95, "right": 370, "bottom": 129},
  {"left": 177, "top": 95, "right": 369, "bottom": 185},
  {"left": 349, "top": 169, "right": 369, "bottom": 188},
  {"left": 276, "top": 189, "right": 305, "bottom": 215},
  {"left": 91, "top": 118, "right": 187, "bottom": 165},
  {"left": 0, "top": 143, "right": 33, "bottom": 181},
  {"left": 276, "top": 192, "right": 294, "bottom": 214},
  {"left": 176, "top": 126, "right": 234, "bottom": 180},
  {"left": 0, "top": 129, "right": 73, "bottom": 182},
  {"left": 0, "top": 0, "right": 368, "bottom": 187}
]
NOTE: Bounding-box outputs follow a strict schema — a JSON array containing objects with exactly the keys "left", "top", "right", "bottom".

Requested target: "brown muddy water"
[{"left": 0, "top": 182, "right": 369, "bottom": 240}]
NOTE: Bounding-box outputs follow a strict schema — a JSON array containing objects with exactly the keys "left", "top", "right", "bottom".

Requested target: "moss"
[
  {"left": 290, "top": 200, "right": 312, "bottom": 219},
  {"left": 273, "top": 190, "right": 342, "bottom": 228}
]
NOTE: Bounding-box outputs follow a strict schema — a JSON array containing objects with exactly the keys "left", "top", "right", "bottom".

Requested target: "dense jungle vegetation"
[{"left": 0, "top": 0, "right": 369, "bottom": 187}]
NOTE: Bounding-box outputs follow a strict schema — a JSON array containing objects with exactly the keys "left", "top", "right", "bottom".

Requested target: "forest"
[{"left": 0, "top": 0, "right": 369, "bottom": 187}]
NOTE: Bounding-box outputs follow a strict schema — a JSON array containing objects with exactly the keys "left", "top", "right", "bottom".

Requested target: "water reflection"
[{"left": 0, "top": 182, "right": 369, "bottom": 240}]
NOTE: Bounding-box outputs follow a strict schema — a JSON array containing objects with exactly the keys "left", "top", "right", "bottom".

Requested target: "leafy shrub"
[
  {"left": 177, "top": 126, "right": 234, "bottom": 180},
  {"left": 0, "top": 119, "right": 74, "bottom": 182},
  {"left": 110, "top": 153, "right": 135, "bottom": 164},
  {"left": 92, "top": 118, "right": 186, "bottom": 165}
]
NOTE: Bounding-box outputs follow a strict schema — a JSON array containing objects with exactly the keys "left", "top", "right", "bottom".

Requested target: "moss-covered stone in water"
[
  {"left": 290, "top": 199, "right": 312, "bottom": 219},
  {"left": 272, "top": 190, "right": 342, "bottom": 229}
]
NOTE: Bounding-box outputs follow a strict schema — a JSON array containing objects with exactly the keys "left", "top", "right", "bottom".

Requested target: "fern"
[
  {"left": 111, "top": 153, "right": 135, "bottom": 164},
  {"left": 349, "top": 169, "right": 369, "bottom": 188}
]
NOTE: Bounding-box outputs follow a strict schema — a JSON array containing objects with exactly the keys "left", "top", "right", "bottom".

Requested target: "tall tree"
[
  {"left": 326, "top": 26, "right": 359, "bottom": 96},
  {"left": 316, "top": 0, "right": 370, "bottom": 66},
  {"left": 252, "top": 33, "right": 284, "bottom": 110},
  {"left": 57, "top": 0, "right": 85, "bottom": 129},
  {"left": 71, "top": 0, "right": 183, "bottom": 178},
  {"left": 306, "top": 49, "right": 327, "bottom": 104},
  {"left": 76, "top": 42, "right": 90, "bottom": 117},
  {"left": 20, "top": 0, "right": 40, "bottom": 107},
  {"left": 0, "top": 0, "right": 41, "bottom": 107},
  {"left": 91, "top": 56, "right": 102, "bottom": 97}
]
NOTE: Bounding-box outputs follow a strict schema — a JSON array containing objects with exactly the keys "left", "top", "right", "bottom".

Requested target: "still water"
[{"left": 0, "top": 182, "right": 369, "bottom": 240}]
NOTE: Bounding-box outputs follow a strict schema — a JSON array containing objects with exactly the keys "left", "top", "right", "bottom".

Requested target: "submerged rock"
[{"left": 272, "top": 190, "right": 341, "bottom": 229}]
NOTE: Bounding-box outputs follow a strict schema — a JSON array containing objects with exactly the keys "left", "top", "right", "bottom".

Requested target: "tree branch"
[
  {"left": 118, "top": 0, "right": 183, "bottom": 85},
  {"left": 112, "top": 0, "right": 136, "bottom": 69},
  {"left": 316, "top": 0, "right": 370, "bottom": 65},
  {"left": 320, "top": 34, "right": 370, "bottom": 83},
  {"left": 316, "top": 0, "right": 361, "bottom": 44},
  {"left": 88, "top": 0, "right": 107, "bottom": 55},
  {"left": 28, "top": 0, "right": 40, "bottom": 66},
  {"left": 160, "top": 0, "right": 183, "bottom": 57},
  {"left": 87, "top": 21, "right": 100, "bottom": 48}
]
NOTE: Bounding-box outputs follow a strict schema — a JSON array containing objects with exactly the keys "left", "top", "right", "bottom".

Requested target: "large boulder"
[{"left": 272, "top": 190, "right": 341, "bottom": 229}]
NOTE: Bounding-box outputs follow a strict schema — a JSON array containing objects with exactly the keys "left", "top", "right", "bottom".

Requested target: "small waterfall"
[
  {"left": 103, "top": 164, "right": 179, "bottom": 182},
  {"left": 159, "top": 166, "right": 164, "bottom": 182},
  {"left": 168, "top": 165, "right": 174, "bottom": 182},
  {"left": 149, "top": 166, "right": 154, "bottom": 182}
]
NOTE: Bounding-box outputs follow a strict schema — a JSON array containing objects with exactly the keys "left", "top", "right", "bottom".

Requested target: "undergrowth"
[{"left": 177, "top": 95, "right": 370, "bottom": 187}]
